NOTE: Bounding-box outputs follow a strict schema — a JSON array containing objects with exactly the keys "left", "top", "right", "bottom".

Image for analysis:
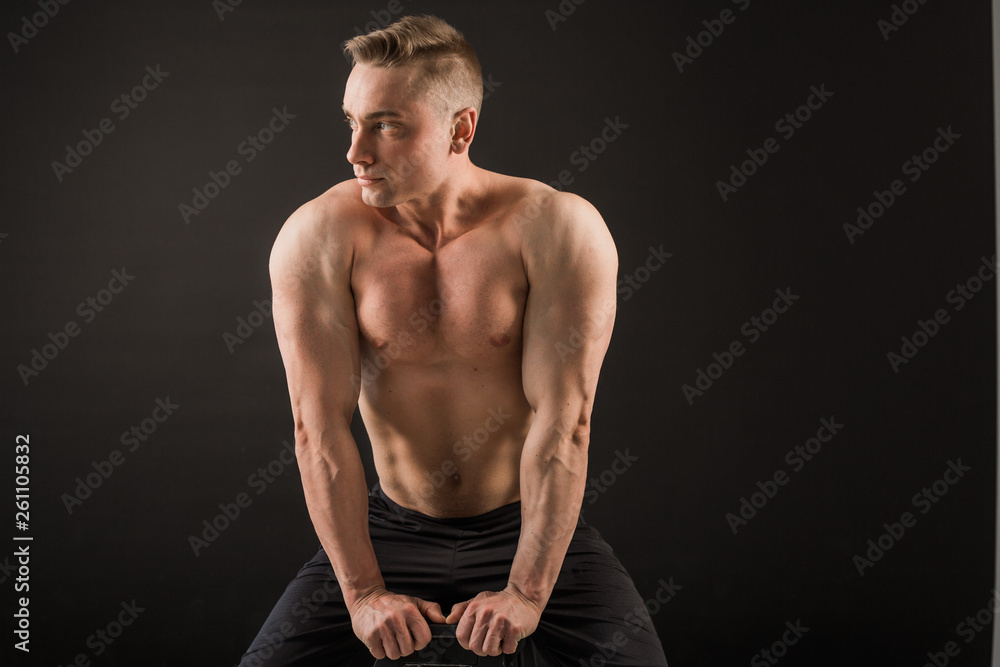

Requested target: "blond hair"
[{"left": 343, "top": 15, "right": 483, "bottom": 119}]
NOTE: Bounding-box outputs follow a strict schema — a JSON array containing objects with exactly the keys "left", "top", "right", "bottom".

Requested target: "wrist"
[
  {"left": 505, "top": 579, "right": 550, "bottom": 611},
  {"left": 342, "top": 579, "right": 388, "bottom": 610}
]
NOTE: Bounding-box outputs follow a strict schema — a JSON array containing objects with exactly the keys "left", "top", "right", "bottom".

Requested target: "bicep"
[
  {"left": 521, "top": 195, "right": 618, "bottom": 427},
  {"left": 269, "top": 208, "right": 360, "bottom": 436}
]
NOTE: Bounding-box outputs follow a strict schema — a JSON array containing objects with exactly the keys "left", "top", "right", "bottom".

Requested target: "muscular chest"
[{"left": 353, "top": 225, "right": 527, "bottom": 362}]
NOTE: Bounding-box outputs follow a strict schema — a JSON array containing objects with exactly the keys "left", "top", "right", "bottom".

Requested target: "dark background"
[{"left": 2, "top": 0, "right": 996, "bottom": 665}]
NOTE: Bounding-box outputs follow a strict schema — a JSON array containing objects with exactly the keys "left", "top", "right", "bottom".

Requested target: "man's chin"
[{"left": 360, "top": 187, "right": 396, "bottom": 208}]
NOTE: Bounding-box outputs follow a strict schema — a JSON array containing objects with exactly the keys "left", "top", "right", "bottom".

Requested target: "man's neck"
[{"left": 392, "top": 164, "right": 492, "bottom": 248}]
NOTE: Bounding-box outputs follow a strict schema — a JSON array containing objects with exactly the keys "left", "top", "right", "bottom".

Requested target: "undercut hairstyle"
[{"left": 343, "top": 14, "right": 483, "bottom": 120}]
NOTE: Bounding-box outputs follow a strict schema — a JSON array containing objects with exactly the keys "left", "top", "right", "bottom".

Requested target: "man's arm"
[
  {"left": 448, "top": 190, "right": 618, "bottom": 656},
  {"left": 269, "top": 198, "right": 444, "bottom": 661}
]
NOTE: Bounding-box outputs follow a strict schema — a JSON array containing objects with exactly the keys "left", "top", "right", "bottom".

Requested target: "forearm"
[
  {"left": 508, "top": 419, "right": 588, "bottom": 611},
  {"left": 296, "top": 425, "right": 383, "bottom": 608}
]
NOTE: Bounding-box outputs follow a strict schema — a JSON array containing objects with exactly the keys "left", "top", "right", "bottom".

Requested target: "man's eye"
[{"left": 343, "top": 119, "right": 393, "bottom": 131}]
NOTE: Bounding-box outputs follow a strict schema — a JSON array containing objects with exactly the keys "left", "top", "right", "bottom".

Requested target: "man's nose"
[{"left": 346, "top": 130, "right": 373, "bottom": 165}]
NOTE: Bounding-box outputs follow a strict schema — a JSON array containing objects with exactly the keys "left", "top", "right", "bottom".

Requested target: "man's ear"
[{"left": 450, "top": 106, "right": 477, "bottom": 154}]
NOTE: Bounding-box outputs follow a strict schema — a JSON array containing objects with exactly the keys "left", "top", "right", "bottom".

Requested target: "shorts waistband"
[{"left": 370, "top": 481, "right": 522, "bottom": 531}]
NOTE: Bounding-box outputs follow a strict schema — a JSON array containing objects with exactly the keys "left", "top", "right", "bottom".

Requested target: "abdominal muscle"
[{"left": 358, "top": 355, "right": 533, "bottom": 518}]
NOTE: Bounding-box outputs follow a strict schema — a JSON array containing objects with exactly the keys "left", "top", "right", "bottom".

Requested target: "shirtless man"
[{"left": 239, "top": 14, "right": 668, "bottom": 667}]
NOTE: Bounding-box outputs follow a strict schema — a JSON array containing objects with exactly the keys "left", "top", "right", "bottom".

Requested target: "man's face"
[{"left": 343, "top": 63, "right": 453, "bottom": 208}]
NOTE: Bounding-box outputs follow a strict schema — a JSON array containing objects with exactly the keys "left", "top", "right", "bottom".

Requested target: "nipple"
[{"left": 489, "top": 333, "right": 511, "bottom": 347}]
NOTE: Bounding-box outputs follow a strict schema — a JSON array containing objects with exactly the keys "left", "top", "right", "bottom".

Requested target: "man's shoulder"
[
  {"left": 279, "top": 179, "right": 367, "bottom": 238},
  {"left": 497, "top": 176, "right": 608, "bottom": 247},
  {"left": 487, "top": 173, "right": 615, "bottom": 278},
  {"left": 489, "top": 173, "right": 602, "bottom": 234},
  {"left": 269, "top": 179, "right": 364, "bottom": 277}
]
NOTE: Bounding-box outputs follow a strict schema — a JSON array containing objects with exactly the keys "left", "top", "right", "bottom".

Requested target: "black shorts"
[{"left": 238, "top": 483, "right": 668, "bottom": 666}]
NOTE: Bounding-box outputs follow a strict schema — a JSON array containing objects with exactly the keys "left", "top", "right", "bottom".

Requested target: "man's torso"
[{"left": 317, "top": 173, "right": 553, "bottom": 517}]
